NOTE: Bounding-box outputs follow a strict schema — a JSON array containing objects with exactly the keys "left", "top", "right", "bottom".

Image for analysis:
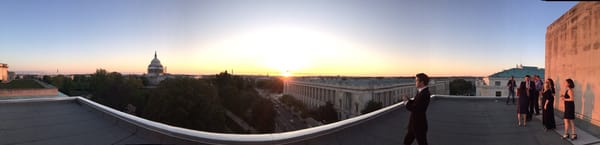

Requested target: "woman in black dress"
[
  {"left": 517, "top": 82, "right": 529, "bottom": 127},
  {"left": 561, "top": 79, "right": 577, "bottom": 140},
  {"left": 542, "top": 79, "right": 556, "bottom": 131}
]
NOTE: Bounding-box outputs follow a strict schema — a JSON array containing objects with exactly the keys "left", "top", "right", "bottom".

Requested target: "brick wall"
[{"left": 0, "top": 88, "right": 58, "bottom": 97}]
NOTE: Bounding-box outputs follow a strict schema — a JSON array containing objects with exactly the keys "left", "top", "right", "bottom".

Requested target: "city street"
[{"left": 257, "top": 89, "right": 309, "bottom": 132}]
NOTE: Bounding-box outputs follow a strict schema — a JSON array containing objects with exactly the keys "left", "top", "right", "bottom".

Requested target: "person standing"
[
  {"left": 534, "top": 75, "right": 543, "bottom": 115},
  {"left": 507, "top": 76, "right": 517, "bottom": 105},
  {"left": 525, "top": 75, "right": 536, "bottom": 121},
  {"left": 542, "top": 79, "right": 556, "bottom": 131},
  {"left": 402, "top": 73, "right": 431, "bottom": 145},
  {"left": 517, "top": 82, "right": 529, "bottom": 127},
  {"left": 506, "top": 76, "right": 517, "bottom": 105},
  {"left": 561, "top": 79, "right": 577, "bottom": 140}
]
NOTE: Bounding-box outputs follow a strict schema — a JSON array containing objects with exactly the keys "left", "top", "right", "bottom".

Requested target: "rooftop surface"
[
  {"left": 0, "top": 79, "right": 44, "bottom": 89},
  {"left": 0, "top": 96, "right": 581, "bottom": 145},
  {"left": 290, "top": 98, "right": 571, "bottom": 145},
  {"left": 0, "top": 98, "right": 197, "bottom": 145}
]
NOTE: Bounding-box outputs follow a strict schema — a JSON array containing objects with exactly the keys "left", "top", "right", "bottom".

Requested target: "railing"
[
  {"left": 0, "top": 96, "right": 74, "bottom": 103},
  {"left": 71, "top": 96, "right": 406, "bottom": 145}
]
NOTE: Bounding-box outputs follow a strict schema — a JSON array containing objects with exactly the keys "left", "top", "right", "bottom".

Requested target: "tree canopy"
[
  {"left": 42, "top": 70, "right": 275, "bottom": 133},
  {"left": 450, "top": 79, "right": 475, "bottom": 96}
]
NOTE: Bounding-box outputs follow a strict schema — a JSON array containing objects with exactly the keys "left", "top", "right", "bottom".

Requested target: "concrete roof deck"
[
  {"left": 292, "top": 98, "right": 572, "bottom": 145},
  {"left": 0, "top": 98, "right": 196, "bottom": 145},
  {"left": 0, "top": 96, "right": 577, "bottom": 145}
]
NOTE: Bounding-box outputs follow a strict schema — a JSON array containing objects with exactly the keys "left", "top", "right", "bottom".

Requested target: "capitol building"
[{"left": 145, "top": 51, "right": 167, "bottom": 86}]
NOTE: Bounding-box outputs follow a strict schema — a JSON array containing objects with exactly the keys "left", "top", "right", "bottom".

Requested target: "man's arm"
[{"left": 406, "top": 89, "right": 431, "bottom": 112}]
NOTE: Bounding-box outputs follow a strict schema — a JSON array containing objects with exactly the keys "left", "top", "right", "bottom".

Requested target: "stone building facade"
[
  {"left": 546, "top": 2, "right": 600, "bottom": 128},
  {"left": 284, "top": 77, "right": 449, "bottom": 120}
]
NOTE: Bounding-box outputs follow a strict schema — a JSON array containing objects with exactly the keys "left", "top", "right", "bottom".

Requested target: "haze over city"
[{"left": 0, "top": 0, "right": 576, "bottom": 76}]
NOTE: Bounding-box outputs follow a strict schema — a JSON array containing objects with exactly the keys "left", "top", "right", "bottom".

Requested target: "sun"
[
  {"left": 282, "top": 70, "right": 292, "bottom": 77},
  {"left": 226, "top": 25, "right": 337, "bottom": 72},
  {"left": 203, "top": 24, "right": 358, "bottom": 75}
]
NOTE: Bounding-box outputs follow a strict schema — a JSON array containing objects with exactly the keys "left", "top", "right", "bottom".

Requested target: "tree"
[
  {"left": 213, "top": 71, "right": 255, "bottom": 116},
  {"left": 50, "top": 75, "right": 71, "bottom": 94},
  {"left": 89, "top": 69, "right": 144, "bottom": 111},
  {"left": 280, "top": 95, "right": 307, "bottom": 113},
  {"left": 312, "top": 102, "right": 339, "bottom": 123},
  {"left": 212, "top": 71, "right": 276, "bottom": 133},
  {"left": 142, "top": 77, "right": 226, "bottom": 132},
  {"left": 42, "top": 75, "right": 52, "bottom": 84},
  {"left": 256, "top": 77, "right": 284, "bottom": 93},
  {"left": 361, "top": 100, "right": 383, "bottom": 114},
  {"left": 250, "top": 97, "right": 275, "bottom": 133},
  {"left": 450, "top": 79, "right": 475, "bottom": 95}
]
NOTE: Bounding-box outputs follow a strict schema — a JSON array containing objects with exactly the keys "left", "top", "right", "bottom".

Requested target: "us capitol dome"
[
  {"left": 145, "top": 51, "right": 167, "bottom": 86},
  {"left": 147, "top": 51, "right": 164, "bottom": 76}
]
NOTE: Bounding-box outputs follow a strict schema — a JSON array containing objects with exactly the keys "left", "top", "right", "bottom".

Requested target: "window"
[
  {"left": 496, "top": 91, "right": 502, "bottom": 96},
  {"left": 344, "top": 92, "right": 352, "bottom": 110},
  {"left": 495, "top": 81, "right": 501, "bottom": 86}
]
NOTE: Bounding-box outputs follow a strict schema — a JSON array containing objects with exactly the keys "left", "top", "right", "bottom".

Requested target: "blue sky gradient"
[{"left": 0, "top": 0, "right": 577, "bottom": 76}]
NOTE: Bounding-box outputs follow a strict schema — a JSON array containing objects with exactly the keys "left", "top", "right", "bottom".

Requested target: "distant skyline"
[{"left": 0, "top": 0, "right": 577, "bottom": 76}]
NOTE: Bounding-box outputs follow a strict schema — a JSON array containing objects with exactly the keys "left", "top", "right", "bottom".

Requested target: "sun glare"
[
  {"left": 201, "top": 24, "right": 387, "bottom": 76},
  {"left": 208, "top": 25, "right": 341, "bottom": 71},
  {"left": 282, "top": 70, "right": 292, "bottom": 77}
]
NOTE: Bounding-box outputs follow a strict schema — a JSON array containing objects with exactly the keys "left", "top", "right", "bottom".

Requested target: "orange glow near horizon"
[
  {"left": 10, "top": 58, "right": 503, "bottom": 77},
  {"left": 185, "top": 24, "right": 404, "bottom": 76},
  {"left": 6, "top": 24, "right": 518, "bottom": 77}
]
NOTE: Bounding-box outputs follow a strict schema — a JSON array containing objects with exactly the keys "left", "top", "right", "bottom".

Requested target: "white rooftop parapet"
[{"left": 75, "top": 96, "right": 408, "bottom": 145}]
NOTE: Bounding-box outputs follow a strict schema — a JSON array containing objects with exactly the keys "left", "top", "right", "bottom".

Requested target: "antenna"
[{"left": 519, "top": 52, "right": 522, "bottom": 68}]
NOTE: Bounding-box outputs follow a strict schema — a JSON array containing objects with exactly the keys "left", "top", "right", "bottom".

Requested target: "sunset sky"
[{"left": 0, "top": 0, "right": 577, "bottom": 76}]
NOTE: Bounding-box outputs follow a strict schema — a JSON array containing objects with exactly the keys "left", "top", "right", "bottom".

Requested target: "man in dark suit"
[
  {"left": 402, "top": 73, "right": 431, "bottom": 145},
  {"left": 525, "top": 75, "right": 536, "bottom": 121},
  {"left": 506, "top": 76, "right": 517, "bottom": 105}
]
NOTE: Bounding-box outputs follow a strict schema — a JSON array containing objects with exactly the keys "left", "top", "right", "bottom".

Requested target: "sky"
[{"left": 0, "top": 0, "right": 577, "bottom": 76}]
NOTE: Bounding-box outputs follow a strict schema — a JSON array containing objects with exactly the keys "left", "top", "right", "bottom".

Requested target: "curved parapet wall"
[{"left": 76, "top": 96, "right": 408, "bottom": 145}]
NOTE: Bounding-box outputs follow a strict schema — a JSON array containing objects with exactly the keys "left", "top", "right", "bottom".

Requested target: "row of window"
[
  {"left": 285, "top": 84, "right": 336, "bottom": 108},
  {"left": 373, "top": 87, "right": 415, "bottom": 107}
]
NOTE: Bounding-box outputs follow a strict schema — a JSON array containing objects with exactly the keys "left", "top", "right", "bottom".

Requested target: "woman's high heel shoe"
[
  {"left": 571, "top": 134, "right": 578, "bottom": 140},
  {"left": 562, "top": 134, "right": 570, "bottom": 140}
]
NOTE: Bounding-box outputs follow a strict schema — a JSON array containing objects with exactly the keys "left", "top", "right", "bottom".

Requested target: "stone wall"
[
  {"left": 0, "top": 64, "right": 7, "bottom": 83},
  {"left": 546, "top": 2, "right": 600, "bottom": 128}
]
